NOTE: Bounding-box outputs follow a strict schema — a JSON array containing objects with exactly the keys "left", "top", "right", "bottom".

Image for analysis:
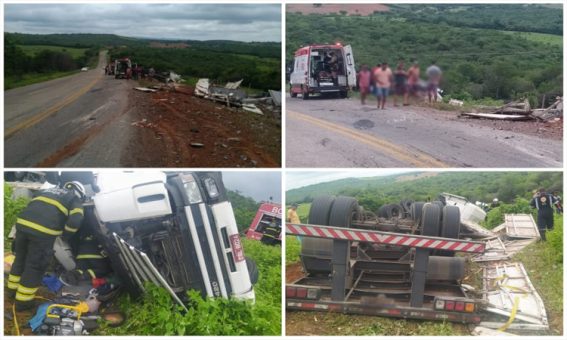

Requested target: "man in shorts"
[
  {"left": 373, "top": 62, "right": 393, "bottom": 110},
  {"left": 426, "top": 61, "right": 442, "bottom": 104}
]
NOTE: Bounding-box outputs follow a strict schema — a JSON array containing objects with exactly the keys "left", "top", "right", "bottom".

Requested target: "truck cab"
[
  {"left": 289, "top": 44, "right": 356, "bottom": 99},
  {"left": 84, "top": 171, "right": 256, "bottom": 304}
]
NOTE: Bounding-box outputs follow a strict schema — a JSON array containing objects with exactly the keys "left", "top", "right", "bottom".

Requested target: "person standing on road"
[
  {"left": 407, "top": 59, "right": 420, "bottom": 100},
  {"left": 530, "top": 188, "right": 555, "bottom": 241},
  {"left": 373, "top": 62, "right": 393, "bottom": 110},
  {"left": 426, "top": 61, "right": 442, "bottom": 104},
  {"left": 7, "top": 182, "right": 86, "bottom": 311},
  {"left": 358, "top": 65, "right": 372, "bottom": 105},
  {"left": 393, "top": 60, "right": 409, "bottom": 107}
]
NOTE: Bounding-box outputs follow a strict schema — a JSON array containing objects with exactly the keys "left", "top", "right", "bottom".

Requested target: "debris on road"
[
  {"left": 460, "top": 98, "right": 563, "bottom": 122},
  {"left": 133, "top": 87, "right": 157, "bottom": 93},
  {"left": 243, "top": 103, "right": 263, "bottom": 115}
]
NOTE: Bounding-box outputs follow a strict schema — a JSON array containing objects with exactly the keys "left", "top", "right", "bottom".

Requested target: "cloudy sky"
[
  {"left": 286, "top": 170, "right": 412, "bottom": 190},
  {"left": 4, "top": 4, "right": 281, "bottom": 42},
  {"left": 222, "top": 171, "right": 281, "bottom": 203}
]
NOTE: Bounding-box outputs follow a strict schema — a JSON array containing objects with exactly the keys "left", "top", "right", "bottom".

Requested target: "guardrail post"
[{"left": 331, "top": 239, "right": 350, "bottom": 301}]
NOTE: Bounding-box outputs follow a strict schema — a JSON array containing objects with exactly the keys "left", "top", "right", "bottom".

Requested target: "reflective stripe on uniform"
[
  {"left": 8, "top": 274, "right": 21, "bottom": 283},
  {"left": 17, "top": 218, "right": 62, "bottom": 236},
  {"left": 64, "top": 225, "right": 79, "bottom": 233},
  {"left": 17, "top": 284, "right": 38, "bottom": 295},
  {"left": 16, "top": 292, "right": 35, "bottom": 301},
  {"left": 32, "top": 196, "right": 69, "bottom": 216},
  {"left": 76, "top": 254, "right": 105, "bottom": 260},
  {"left": 87, "top": 269, "right": 96, "bottom": 279},
  {"left": 7, "top": 281, "right": 20, "bottom": 289},
  {"left": 70, "top": 208, "right": 84, "bottom": 216}
]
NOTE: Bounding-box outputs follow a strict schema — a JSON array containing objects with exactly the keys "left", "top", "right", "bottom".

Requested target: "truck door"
[{"left": 343, "top": 45, "right": 356, "bottom": 88}]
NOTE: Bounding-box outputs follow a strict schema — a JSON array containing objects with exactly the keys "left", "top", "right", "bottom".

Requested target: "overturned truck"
[
  {"left": 287, "top": 195, "right": 484, "bottom": 323},
  {"left": 82, "top": 172, "right": 257, "bottom": 307}
]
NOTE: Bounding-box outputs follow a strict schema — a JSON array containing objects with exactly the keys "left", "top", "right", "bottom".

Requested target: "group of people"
[{"left": 357, "top": 59, "right": 442, "bottom": 109}]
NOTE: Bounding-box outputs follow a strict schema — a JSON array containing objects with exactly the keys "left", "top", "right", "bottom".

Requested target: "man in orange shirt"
[{"left": 373, "top": 62, "right": 393, "bottom": 110}]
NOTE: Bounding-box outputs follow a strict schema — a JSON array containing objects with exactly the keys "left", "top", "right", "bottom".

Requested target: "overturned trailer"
[
  {"left": 82, "top": 172, "right": 257, "bottom": 307},
  {"left": 287, "top": 195, "right": 485, "bottom": 323}
]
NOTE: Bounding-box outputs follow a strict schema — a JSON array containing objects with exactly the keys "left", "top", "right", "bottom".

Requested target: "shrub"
[
  {"left": 4, "top": 184, "right": 30, "bottom": 250},
  {"left": 483, "top": 197, "right": 533, "bottom": 229}
]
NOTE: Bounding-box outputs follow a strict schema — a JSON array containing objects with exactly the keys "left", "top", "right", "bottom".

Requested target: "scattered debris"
[
  {"left": 448, "top": 99, "right": 464, "bottom": 107},
  {"left": 134, "top": 87, "right": 158, "bottom": 93},
  {"left": 242, "top": 103, "right": 263, "bottom": 115},
  {"left": 190, "top": 142, "right": 204, "bottom": 148},
  {"left": 460, "top": 98, "right": 563, "bottom": 122}
]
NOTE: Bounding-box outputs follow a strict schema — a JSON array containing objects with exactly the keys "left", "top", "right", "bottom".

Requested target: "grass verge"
[{"left": 5, "top": 71, "right": 80, "bottom": 90}]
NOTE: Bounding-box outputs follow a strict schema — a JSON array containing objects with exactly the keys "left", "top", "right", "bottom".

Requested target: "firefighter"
[
  {"left": 7, "top": 182, "right": 86, "bottom": 311},
  {"left": 261, "top": 217, "right": 281, "bottom": 245},
  {"left": 530, "top": 188, "right": 555, "bottom": 241},
  {"left": 60, "top": 233, "right": 111, "bottom": 286}
]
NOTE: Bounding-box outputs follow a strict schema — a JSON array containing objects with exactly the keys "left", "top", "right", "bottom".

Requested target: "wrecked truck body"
[{"left": 82, "top": 172, "right": 256, "bottom": 305}]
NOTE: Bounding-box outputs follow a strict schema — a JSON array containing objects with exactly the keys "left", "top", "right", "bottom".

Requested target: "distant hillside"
[
  {"left": 287, "top": 4, "right": 389, "bottom": 16},
  {"left": 5, "top": 33, "right": 281, "bottom": 59},
  {"left": 286, "top": 172, "right": 563, "bottom": 213}
]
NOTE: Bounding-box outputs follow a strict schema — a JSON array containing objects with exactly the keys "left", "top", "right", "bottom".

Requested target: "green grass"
[
  {"left": 286, "top": 236, "right": 301, "bottom": 265},
  {"left": 500, "top": 31, "right": 563, "bottom": 47},
  {"left": 5, "top": 70, "right": 80, "bottom": 90},
  {"left": 512, "top": 214, "right": 563, "bottom": 335},
  {"left": 97, "top": 238, "right": 281, "bottom": 335},
  {"left": 18, "top": 44, "right": 89, "bottom": 58},
  {"left": 4, "top": 184, "right": 30, "bottom": 251}
]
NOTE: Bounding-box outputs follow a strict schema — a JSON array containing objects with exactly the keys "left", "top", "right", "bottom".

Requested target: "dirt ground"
[
  {"left": 122, "top": 84, "right": 281, "bottom": 167},
  {"left": 4, "top": 286, "right": 56, "bottom": 336}
]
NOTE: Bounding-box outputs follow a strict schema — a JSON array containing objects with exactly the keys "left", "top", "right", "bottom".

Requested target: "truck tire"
[
  {"left": 410, "top": 202, "right": 425, "bottom": 224},
  {"left": 301, "top": 196, "right": 336, "bottom": 274},
  {"left": 246, "top": 257, "right": 259, "bottom": 285},
  {"left": 421, "top": 203, "right": 441, "bottom": 237},
  {"left": 290, "top": 86, "right": 297, "bottom": 98},
  {"left": 438, "top": 206, "right": 461, "bottom": 256},
  {"left": 329, "top": 196, "right": 358, "bottom": 228},
  {"left": 377, "top": 205, "right": 388, "bottom": 218}
]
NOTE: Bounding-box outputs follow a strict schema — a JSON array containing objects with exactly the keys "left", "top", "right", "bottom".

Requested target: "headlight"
[
  {"left": 204, "top": 178, "right": 219, "bottom": 199},
  {"left": 181, "top": 174, "right": 203, "bottom": 204}
]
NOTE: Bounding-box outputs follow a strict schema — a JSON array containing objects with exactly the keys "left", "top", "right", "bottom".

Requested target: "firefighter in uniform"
[
  {"left": 60, "top": 232, "right": 111, "bottom": 285},
  {"left": 261, "top": 217, "right": 281, "bottom": 245},
  {"left": 530, "top": 188, "right": 555, "bottom": 241},
  {"left": 7, "top": 182, "right": 86, "bottom": 311}
]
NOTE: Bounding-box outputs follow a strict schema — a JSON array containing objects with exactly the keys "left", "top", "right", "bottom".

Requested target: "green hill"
[{"left": 286, "top": 172, "right": 563, "bottom": 214}]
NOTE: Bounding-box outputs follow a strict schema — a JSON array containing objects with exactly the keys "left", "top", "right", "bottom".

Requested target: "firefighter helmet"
[{"left": 64, "top": 181, "right": 86, "bottom": 200}]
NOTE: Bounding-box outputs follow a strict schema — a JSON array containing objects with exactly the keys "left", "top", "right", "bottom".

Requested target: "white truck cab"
[{"left": 289, "top": 44, "right": 356, "bottom": 99}]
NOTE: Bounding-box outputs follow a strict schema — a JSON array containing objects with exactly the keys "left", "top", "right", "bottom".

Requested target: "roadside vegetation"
[
  {"left": 286, "top": 4, "right": 562, "bottom": 107},
  {"left": 5, "top": 34, "right": 99, "bottom": 90}
]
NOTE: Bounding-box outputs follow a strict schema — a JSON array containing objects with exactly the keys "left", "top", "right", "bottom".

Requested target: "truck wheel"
[
  {"left": 329, "top": 196, "right": 358, "bottom": 228},
  {"left": 290, "top": 86, "right": 297, "bottom": 98},
  {"left": 438, "top": 206, "right": 461, "bottom": 256},
  {"left": 302, "top": 90, "right": 309, "bottom": 100},
  {"left": 410, "top": 202, "right": 425, "bottom": 224},
  {"left": 421, "top": 203, "right": 441, "bottom": 237},
  {"left": 301, "top": 196, "right": 336, "bottom": 275},
  {"left": 387, "top": 204, "right": 403, "bottom": 219},
  {"left": 246, "top": 257, "right": 259, "bottom": 285}
]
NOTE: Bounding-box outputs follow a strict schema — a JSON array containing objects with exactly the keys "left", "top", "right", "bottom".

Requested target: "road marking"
[
  {"left": 288, "top": 110, "right": 449, "bottom": 168},
  {"left": 5, "top": 76, "right": 102, "bottom": 139}
]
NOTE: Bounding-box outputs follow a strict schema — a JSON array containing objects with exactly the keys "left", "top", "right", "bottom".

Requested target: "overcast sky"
[
  {"left": 4, "top": 4, "right": 281, "bottom": 42},
  {"left": 286, "top": 170, "right": 412, "bottom": 190},
  {"left": 222, "top": 171, "right": 281, "bottom": 203}
]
